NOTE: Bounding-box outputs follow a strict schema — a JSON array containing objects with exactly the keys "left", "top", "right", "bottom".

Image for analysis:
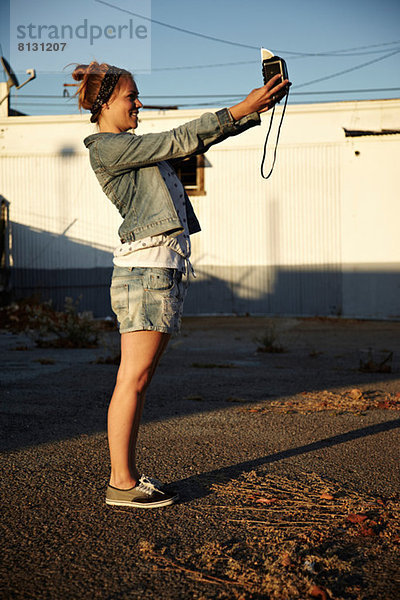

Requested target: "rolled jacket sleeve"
[{"left": 215, "top": 108, "right": 260, "bottom": 134}]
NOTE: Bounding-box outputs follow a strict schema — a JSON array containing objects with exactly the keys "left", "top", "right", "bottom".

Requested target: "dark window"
[{"left": 170, "top": 154, "right": 206, "bottom": 196}]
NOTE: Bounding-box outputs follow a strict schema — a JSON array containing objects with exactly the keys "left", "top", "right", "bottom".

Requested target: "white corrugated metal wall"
[
  {"left": 188, "top": 142, "right": 343, "bottom": 315},
  {"left": 0, "top": 123, "right": 121, "bottom": 312},
  {"left": 0, "top": 100, "right": 399, "bottom": 318},
  {"left": 2, "top": 154, "right": 120, "bottom": 267}
]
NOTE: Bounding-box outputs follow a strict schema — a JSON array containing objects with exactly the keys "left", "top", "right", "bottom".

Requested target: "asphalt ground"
[{"left": 1, "top": 316, "right": 400, "bottom": 599}]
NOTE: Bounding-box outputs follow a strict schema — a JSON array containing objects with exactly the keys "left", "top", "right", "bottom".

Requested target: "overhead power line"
[
  {"left": 94, "top": 1, "right": 400, "bottom": 58},
  {"left": 13, "top": 87, "right": 400, "bottom": 100},
  {"left": 291, "top": 87, "right": 400, "bottom": 95},
  {"left": 94, "top": 0, "right": 259, "bottom": 51},
  {"left": 326, "top": 39, "right": 400, "bottom": 53},
  {"left": 302, "top": 40, "right": 400, "bottom": 57},
  {"left": 151, "top": 47, "right": 400, "bottom": 70},
  {"left": 14, "top": 87, "right": 400, "bottom": 102},
  {"left": 13, "top": 87, "right": 400, "bottom": 110},
  {"left": 152, "top": 60, "right": 257, "bottom": 71},
  {"left": 297, "top": 48, "right": 400, "bottom": 88}
]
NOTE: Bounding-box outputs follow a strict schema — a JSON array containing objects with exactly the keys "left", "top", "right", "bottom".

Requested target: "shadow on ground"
[{"left": 1, "top": 317, "right": 400, "bottom": 454}]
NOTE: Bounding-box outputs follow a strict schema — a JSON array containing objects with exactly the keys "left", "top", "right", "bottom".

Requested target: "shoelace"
[
  {"left": 140, "top": 475, "right": 163, "bottom": 490},
  {"left": 136, "top": 481, "right": 156, "bottom": 496}
]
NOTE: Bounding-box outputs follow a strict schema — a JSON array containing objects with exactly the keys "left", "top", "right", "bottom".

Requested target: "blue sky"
[{"left": 1, "top": 0, "right": 400, "bottom": 116}]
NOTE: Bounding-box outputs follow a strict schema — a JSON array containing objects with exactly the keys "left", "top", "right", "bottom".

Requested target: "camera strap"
[{"left": 260, "top": 90, "right": 289, "bottom": 179}]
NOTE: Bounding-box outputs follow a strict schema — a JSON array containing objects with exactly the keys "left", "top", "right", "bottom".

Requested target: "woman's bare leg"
[
  {"left": 128, "top": 334, "right": 170, "bottom": 479},
  {"left": 108, "top": 330, "right": 171, "bottom": 489}
]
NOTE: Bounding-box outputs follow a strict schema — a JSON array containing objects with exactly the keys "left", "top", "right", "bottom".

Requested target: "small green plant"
[
  {"left": 184, "top": 395, "right": 204, "bottom": 402},
  {"left": 35, "top": 297, "right": 99, "bottom": 348},
  {"left": 0, "top": 295, "right": 99, "bottom": 348},
  {"left": 309, "top": 348, "right": 323, "bottom": 358},
  {"left": 33, "top": 357, "right": 56, "bottom": 365},
  {"left": 94, "top": 353, "right": 121, "bottom": 365},
  {"left": 255, "top": 326, "right": 286, "bottom": 353},
  {"left": 359, "top": 348, "right": 393, "bottom": 373}
]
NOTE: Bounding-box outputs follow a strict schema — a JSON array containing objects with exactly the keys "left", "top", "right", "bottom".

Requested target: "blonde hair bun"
[{"left": 71, "top": 64, "right": 91, "bottom": 82}]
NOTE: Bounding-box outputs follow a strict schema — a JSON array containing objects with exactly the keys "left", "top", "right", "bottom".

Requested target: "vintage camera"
[
  {"left": 261, "top": 48, "right": 288, "bottom": 101},
  {"left": 259, "top": 48, "right": 289, "bottom": 178}
]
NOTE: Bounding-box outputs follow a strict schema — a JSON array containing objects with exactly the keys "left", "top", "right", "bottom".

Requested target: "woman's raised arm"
[{"left": 229, "top": 74, "right": 290, "bottom": 121}]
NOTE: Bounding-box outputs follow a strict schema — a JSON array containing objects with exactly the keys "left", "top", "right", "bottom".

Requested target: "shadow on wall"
[
  {"left": 7, "top": 223, "right": 400, "bottom": 320},
  {"left": 10, "top": 222, "right": 114, "bottom": 316},
  {"left": 186, "top": 265, "right": 400, "bottom": 320},
  {"left": 185, "top": 265, "right": 343, "bottom": 317}
]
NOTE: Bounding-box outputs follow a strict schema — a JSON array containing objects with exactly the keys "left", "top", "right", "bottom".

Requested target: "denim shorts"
[{"left": 110, "top": 266, "right": 188, "bottom": 334}]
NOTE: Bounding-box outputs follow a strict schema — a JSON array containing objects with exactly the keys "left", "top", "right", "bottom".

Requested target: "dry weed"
[
  {"left": 239, "top": 388, "right": 400, "bottom": 415},
  {"left": 138, "top": 471, "right": 400, "bottom": 599}
]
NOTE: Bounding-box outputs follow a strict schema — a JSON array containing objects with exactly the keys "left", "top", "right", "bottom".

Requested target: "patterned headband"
[{"left": 90, "top": 66, "right": 122, "bottom": 123}]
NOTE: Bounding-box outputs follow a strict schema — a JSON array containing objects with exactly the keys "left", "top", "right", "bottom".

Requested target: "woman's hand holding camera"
[{"left": 229, "top": 74, "right": 291, "bottom": 121}]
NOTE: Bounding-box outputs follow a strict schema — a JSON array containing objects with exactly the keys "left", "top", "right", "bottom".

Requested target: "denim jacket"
[{"left": 84, "top": 108, "right": 260, "bottom": 242}]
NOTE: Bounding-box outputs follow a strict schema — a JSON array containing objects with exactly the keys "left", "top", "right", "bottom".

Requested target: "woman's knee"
[{"left": 116, "top": 365, "right": 152, "bottom": 395}]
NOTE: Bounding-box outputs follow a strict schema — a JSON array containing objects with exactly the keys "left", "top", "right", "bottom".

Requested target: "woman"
[{"left": 73, "top": 61, "right": 290, "bottom": 508}]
